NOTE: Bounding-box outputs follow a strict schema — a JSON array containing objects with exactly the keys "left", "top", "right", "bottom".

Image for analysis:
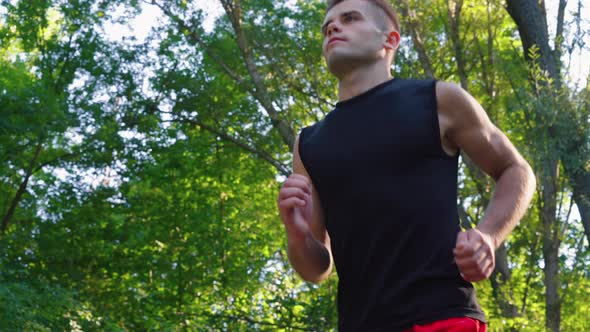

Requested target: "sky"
[{"left": 545, "top": 0, "right": 590, "bottom": 87}]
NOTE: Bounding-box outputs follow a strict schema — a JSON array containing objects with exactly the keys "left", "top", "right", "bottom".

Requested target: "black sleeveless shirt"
[{"left": 299, "top": 78, "right": 486, "bottom": 331}]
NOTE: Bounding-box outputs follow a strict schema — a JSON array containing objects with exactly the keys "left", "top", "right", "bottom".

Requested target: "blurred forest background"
[{"left": 0, "top": 0, "right": 589, "bottom": 331}]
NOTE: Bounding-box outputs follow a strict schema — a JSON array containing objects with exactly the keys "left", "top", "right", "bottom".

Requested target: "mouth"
[{"left": 327, "top": 37, "right": 346, "bottom": 47}]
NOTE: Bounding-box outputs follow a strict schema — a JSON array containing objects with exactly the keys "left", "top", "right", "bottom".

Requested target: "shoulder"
[
  {"left": 298, "top": 119, "right": 327, "bottom": 147},
  {"left": 296, "top": 122, "right": 321, "bottom": 161},
  {"left": 394, "top": 77, "right": 436, "bottom": 90},
  {"left": 435, "top": 81, "right": 471, "bottom": 110},
  {"left": 434, "top": 81, "right": 499, "bottom": 156},
  {"left": 436, "top": 81, "right": 485, "bottom": 123},
  {"left": 299, "top": 122, "right": 320, "bottom": 140}
]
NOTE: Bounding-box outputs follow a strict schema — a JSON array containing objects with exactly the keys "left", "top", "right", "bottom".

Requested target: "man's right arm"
[{"left": 277, "top": 135, "right": 333, "bottom": 283}]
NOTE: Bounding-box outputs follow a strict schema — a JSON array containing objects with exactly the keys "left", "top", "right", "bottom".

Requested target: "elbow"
[
  {"left": 298, "top": 260, "right": 333, "bottom": 284},
  {"left": 301, "top": 275, "right": 323, "bottom": 284},
  {"left": 513, "top": 160, "right": 536, "bottom": 206},
  {"left": 288, "top": 239, "right": 333, "bottom": 284},
  {"left": 522, "top": 161, "right": 536, "bottom": 193},
  {"left": 300, "top": 269, "right": 332, "bottom": 284},
  {"left": 500, "top": 158, "right": 536, "bottom": 190}
]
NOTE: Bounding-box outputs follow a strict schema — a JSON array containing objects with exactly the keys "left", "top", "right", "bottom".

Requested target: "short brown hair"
[{"left": 327, "top": 0, "right": 401, "bottom": 33}]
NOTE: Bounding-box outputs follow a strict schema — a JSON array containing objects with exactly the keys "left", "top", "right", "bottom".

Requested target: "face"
[{"left": 321, "top": 0, "right": 396, "bottom": 75}]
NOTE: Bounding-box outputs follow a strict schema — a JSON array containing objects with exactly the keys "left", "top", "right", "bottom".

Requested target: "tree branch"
[
  {"left": 554, "top": 0, "right": 568, "bottom": 75},
  {"left": 446, "top": 0, "right": 469, "bottom": 90},
  {"left": 150, "top": 0, "right": 295, "bottom": 150},
  {"left": 176, "top": 117, "right": 289, "bottom": 177},
  {"left": 217, "top": 0, "right": 295, "bottom": 149},
  {"left": 148, "top": 0, "right": 250, "bottom": 90},
  {"left": 1, "top": 140, "right": 43, "bottom": 234},
  {"left": 394, "top": 0, "right": 435, "bottom": 78}
]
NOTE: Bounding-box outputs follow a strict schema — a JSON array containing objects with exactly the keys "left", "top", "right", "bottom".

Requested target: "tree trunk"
[
  {"left": 505, "top": 1, "right": 578, "bottom": 330},
  {"left": 541, "top": 158, "right": 561, "bottom": 332},
  {"left": 446, "top": 0, "right": 469, "bottom": 90},
  {"left": 505, "top": 0, "right": 559, "bottom": 83},
  {"left": 506, "top": 1, "right": 590, "bottom": 244},
  {"left": 508, "top": 0, "right": 590, "bottom": 282}
]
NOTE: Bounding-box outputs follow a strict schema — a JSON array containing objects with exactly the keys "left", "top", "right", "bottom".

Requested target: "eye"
[{"left": 342, "top": 13, "right": 356, "bottom": 23}]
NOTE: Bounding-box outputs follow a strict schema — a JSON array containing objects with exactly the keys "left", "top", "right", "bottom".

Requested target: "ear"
[{"left": 384, "top": 30, "right": 400, "bottom": 51}]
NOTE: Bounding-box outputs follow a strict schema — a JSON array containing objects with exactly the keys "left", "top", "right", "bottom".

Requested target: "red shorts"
[{"left": 404, "top": 317, "right": 487, "bottom": 332}]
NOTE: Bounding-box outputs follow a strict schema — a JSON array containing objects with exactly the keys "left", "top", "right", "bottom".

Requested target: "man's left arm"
[{"left": 436, "top": 82, "right": 537, "bottom": 282}]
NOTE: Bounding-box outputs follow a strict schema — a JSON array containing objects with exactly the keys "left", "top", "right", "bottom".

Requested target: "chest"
[{"left": 306, "top": 101, "right": 439, "bottom": 177}]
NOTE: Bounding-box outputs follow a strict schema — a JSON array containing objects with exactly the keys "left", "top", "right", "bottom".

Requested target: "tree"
[{"left": 506, "top": 0, "right": 589, "bottom": 330}]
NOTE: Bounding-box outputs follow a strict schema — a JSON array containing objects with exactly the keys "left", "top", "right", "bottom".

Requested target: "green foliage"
[{"left": 0, "top": 256, "right": 101, "bottom": 331}]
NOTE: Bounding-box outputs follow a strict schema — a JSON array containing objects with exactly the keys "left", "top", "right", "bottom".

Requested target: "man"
[{"left": 276, "top": 0, "right": 536, "bottom": 331}]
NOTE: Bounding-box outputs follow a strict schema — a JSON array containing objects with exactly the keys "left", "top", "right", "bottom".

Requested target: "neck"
[{"left": 337, "top": 62, "right": 392, "bottom": 102}]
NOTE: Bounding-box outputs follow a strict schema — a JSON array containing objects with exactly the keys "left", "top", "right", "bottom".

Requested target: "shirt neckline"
[{"left": 335, "top": 77, "right": 397, "bottom": 108}]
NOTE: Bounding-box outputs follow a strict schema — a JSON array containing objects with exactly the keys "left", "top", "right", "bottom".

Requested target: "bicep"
[
  {"left": 293, "top": 135, "right": 331, "bottom": 248},
  {"left": 457, "top": 122, "right": 521, "bottom": 181},
  {"left": 439, "top": 82, "right": 524, "bottom": 181}
]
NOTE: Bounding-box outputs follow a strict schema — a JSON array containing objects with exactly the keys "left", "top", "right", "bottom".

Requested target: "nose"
[{"left": 325, "top": 21, "right": 341, "bottom": 37}]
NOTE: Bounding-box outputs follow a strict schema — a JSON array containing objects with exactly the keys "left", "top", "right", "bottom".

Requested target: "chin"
[
  {"left": 326, "top": 57, "right": 349, "bottom": 77},
  {"left": 326, "top": 52, "right": 374, "bottom": 76}
]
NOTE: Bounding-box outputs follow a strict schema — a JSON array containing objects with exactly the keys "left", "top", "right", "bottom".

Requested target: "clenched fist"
[
  {"left": 453, "top": 228, "right": 495, "bottom": 282},
  {"left": 277, "top": 174, "right": 314, "bottom": 242}
]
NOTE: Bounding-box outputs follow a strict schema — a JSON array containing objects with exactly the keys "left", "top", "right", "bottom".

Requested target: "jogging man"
[{"left": 277, "top": 1, "right": 536, "bottom": 330}]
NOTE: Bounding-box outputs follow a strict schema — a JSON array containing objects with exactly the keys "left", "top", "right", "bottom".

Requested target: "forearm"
[
  {"left": 478, "top": 161, "right": 536, "bottom": 248},
  {"left": 287, "top": 234, "right": 332, "bottom": 283}
]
